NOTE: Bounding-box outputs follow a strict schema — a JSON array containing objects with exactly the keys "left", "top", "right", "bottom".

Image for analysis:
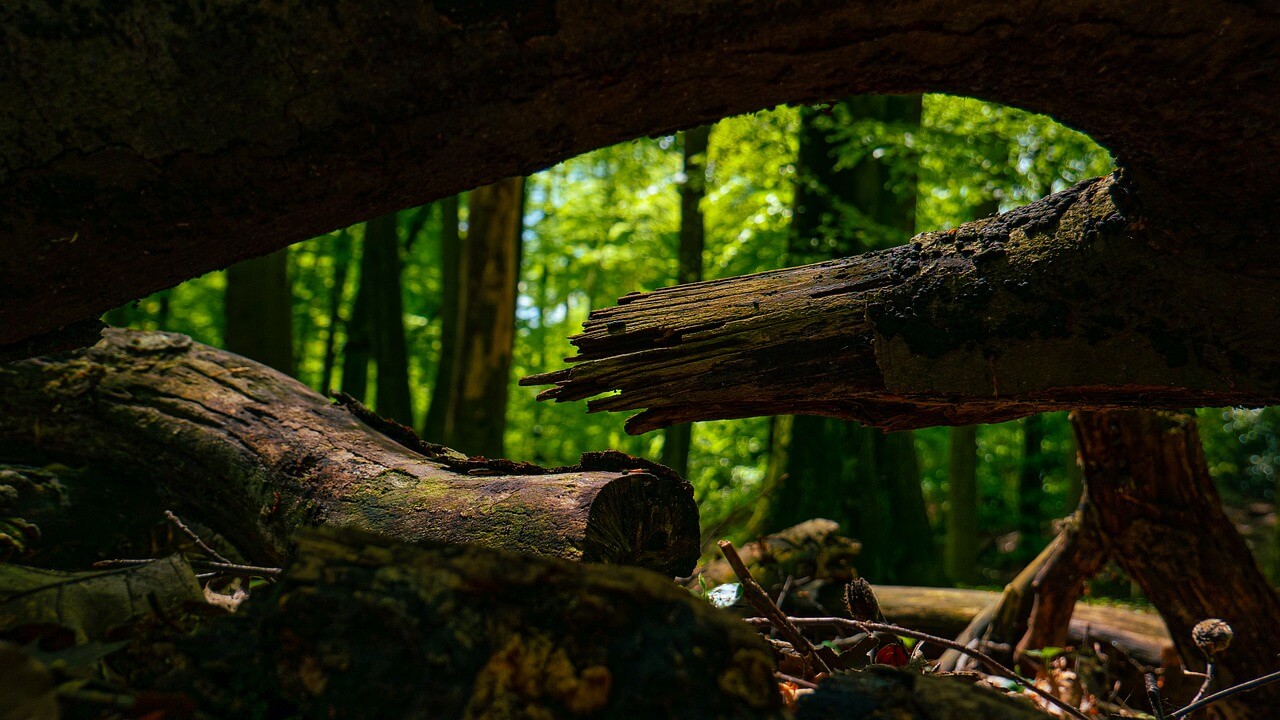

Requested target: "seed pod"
[
  {"left": 843, "top": 578, "right": 884, "bottom": 623},
  {"left": 1192, "top": 618, "right": 1233, "bottom": 656}
]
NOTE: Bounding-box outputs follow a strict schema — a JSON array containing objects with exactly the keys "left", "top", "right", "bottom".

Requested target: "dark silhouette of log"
[
  {"left": 3, "top": 2, "right": 1278, "bottom": 354},
  {"left": 0, "top": 329, "right": 700, "bottom": 576},
  {"left": 525, "top": 178, "right": 1280, "bottom": 432},
  {"left": 796, "top": 668, "right": 1052, "bottom": 720},
  {"left": 183, "top": 527, "right": 784, "bottom": 720}
]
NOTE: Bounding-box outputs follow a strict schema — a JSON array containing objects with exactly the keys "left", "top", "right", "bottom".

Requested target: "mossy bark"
[{"left": 0, "top": 329, "right": 700, "bottom": 576}]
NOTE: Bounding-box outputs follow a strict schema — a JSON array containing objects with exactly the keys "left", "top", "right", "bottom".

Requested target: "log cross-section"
[
  {"left": 524, "top": 176, "right": 1280, "bottom": 432},
  {"left": 0, "top": 329, "right": 700, "bottom": 575}
]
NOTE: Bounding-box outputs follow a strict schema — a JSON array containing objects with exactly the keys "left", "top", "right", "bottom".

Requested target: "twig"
[
  {"left": 776, "top": 574, "right": 795, "bottom": 611},
  {"left": 1187, "top": 661, "right": 1215, "bottom": 709},
  {"left": 1171, "top": 669, "right": 1280, "bottom": 719},
  {"left": 95, "top": 557, "right": 281, "bottom": 577},
  {"left": 718, "top": 540, "right": 831, "bottom": 675},
  {"left": 745, "top": 616, "right": 1090, "bottom": 720},
  {"left": 775, "top": 672, "right": 818, "bottom": 689},
  {"left": 1145, "top": 672, "right": 1166, "bottom": 720},
  {"left": 164, "top": 510, "right": 231, "bottom": 564}
]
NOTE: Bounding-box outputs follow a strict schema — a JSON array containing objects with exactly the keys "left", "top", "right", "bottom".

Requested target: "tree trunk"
[
  {"left": 946, "top": 424, "right": 979, "bottom": 585},
  {"left": 443, "top": 178, "right": 525, "bottom": 457},
  {"left": 318, "top": 230, "right": 352, "bottom": 395},
  {"left": 4, "top": 3, "right": 1277, "bottom": 353},
  {"left": 1072, "top": 410, "right": 1280, "bottom": 720},
  {"left": 362, "top": 212, "right": 414, "bottom": 426},
  {"left": 1018, "top": 413, "right": 1046, "bottom": 538},
  {"left": 223, "top": 248, "right": 294, "bottom": 376},
  {"left": 525, "top": 175, "right": 1280, "bottom": 432},
  {"left": 0, "top": 329, "right": 701, "bottom": 576},
  {"left": 423, "top": 195, "right": 462, "bottom": 443},
  {"left": 340, "top": 244, "right": 372, "bottom": 402},
  {"left": 940, "top": 410, "right": 1280, "bottom": 719},
  {"left": 660, "top": 125, "right": 711, "bottom": 478},
  {"left": 173, "top": 527, "right": 785, "bottom": 720}
]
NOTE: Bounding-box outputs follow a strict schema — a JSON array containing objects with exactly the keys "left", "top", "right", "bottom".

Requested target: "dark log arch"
[{"left": 2, "top": 1, "right": 1278, "bottom": 353}]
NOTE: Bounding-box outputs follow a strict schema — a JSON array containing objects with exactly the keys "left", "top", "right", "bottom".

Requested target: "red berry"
[{"left": 874, "top": 643, "right": 910, "bottom": 667}]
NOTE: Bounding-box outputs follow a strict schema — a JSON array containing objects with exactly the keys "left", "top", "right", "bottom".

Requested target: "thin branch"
[
  {"left": 1171, "top": 669, "right": 1280, "bottom": 719},
  {"left": 746, "top": 616, "right": 1090, "bottom": 720},
  {"left": 1187, "top": 662, "right": 1215, "bottom": 709},
  {"left": 164, "top": 510, "right": 231, "bottom": 564},
  {"left": 718, "top": 540, "right": 831, "bottom": 675},
  {"left": 94, "top": 557, "right": 281, "bottom": 577}
]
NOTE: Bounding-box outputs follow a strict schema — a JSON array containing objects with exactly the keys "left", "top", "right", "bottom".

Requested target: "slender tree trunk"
[
  {"left": 340, "top": 238, "right": 371, "bottom": 402},
  {"left": 661, "top": 125, "right": 710, "bottom": 477},
  {"left": 362, "top": 212, "right": 414, "bottom": 426},
  {"left": 319, "top": 230, "right": 352, "bottom": 395},
  {"left": 424, "top": 196, "right": 462, "bottom": 442},
  {"left": 444, "top": 178, "right": 525, "bottom": 457},
  {"left": 224, "top": 248, "right": 294, "bottom": 375},
  {"left": 1018, "top": 414, "right": 1046, "bottom": 540},
  {"left": 946, "top": 424, "right": 980, "bottom": 584}
]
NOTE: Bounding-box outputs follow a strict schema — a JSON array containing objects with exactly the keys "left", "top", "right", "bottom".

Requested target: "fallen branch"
[{"left": 525, "top": 177, "right": 1280, "bottom": 432}]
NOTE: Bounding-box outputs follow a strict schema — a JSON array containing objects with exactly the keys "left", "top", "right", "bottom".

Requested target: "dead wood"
[
  {"left": 525, "top": 178, "right": 1280, "bottom": 432},
  {"left": 0, "top": 329, "right": 700, "bottom": 576}
]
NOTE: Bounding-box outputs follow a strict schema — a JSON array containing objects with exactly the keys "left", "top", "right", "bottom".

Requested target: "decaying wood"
[
  {"left": 0, "top": 329, "right": 700, "bottom": 576},
  {"left": 691, "top": 519, "right": 860, "bottom": 590},
  {"left": 3, "top": 2, "right": 1278, "bottom": 353},
  {"left": 796, "top": 666, "right": 1050, "bottom": 719},
  {"left": 181, "top": 527, "right": 783, "bottom": 720},
  {"left": 525, "top": 177, "right": 1280, "bottom": 431}
]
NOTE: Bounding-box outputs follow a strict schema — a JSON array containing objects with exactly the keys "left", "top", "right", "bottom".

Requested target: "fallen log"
[
  {"left": 524, "top": 176, "right": 1280, "bottom": 432},
  {"left": 0, "top": 329, "right": 700, "bottom": 576},
  {"left": 177, "top": 527, "right": 783, "bottom": 720}
]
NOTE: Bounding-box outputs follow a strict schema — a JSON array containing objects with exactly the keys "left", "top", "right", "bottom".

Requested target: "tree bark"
[
  {"left": 3, "top": 2, "right": 1278, "bottom": 354},
  {"left": 173, "top": 527, "right": 785, "bottom": 720},
  {"left": 439, "top": 179, "right": 524, "bottom": 457},
  {"left": 660, "top": 125, "right": 710, "bottom": 478},
  {"left": 223, "top": 248, "right": 294, "bottom": 376},
  {"left": 0, "top": 329, "right": 701, "bottom": 576},
  {"left": 525, "top": 176, "right": 1280, "bottom": 432}
]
